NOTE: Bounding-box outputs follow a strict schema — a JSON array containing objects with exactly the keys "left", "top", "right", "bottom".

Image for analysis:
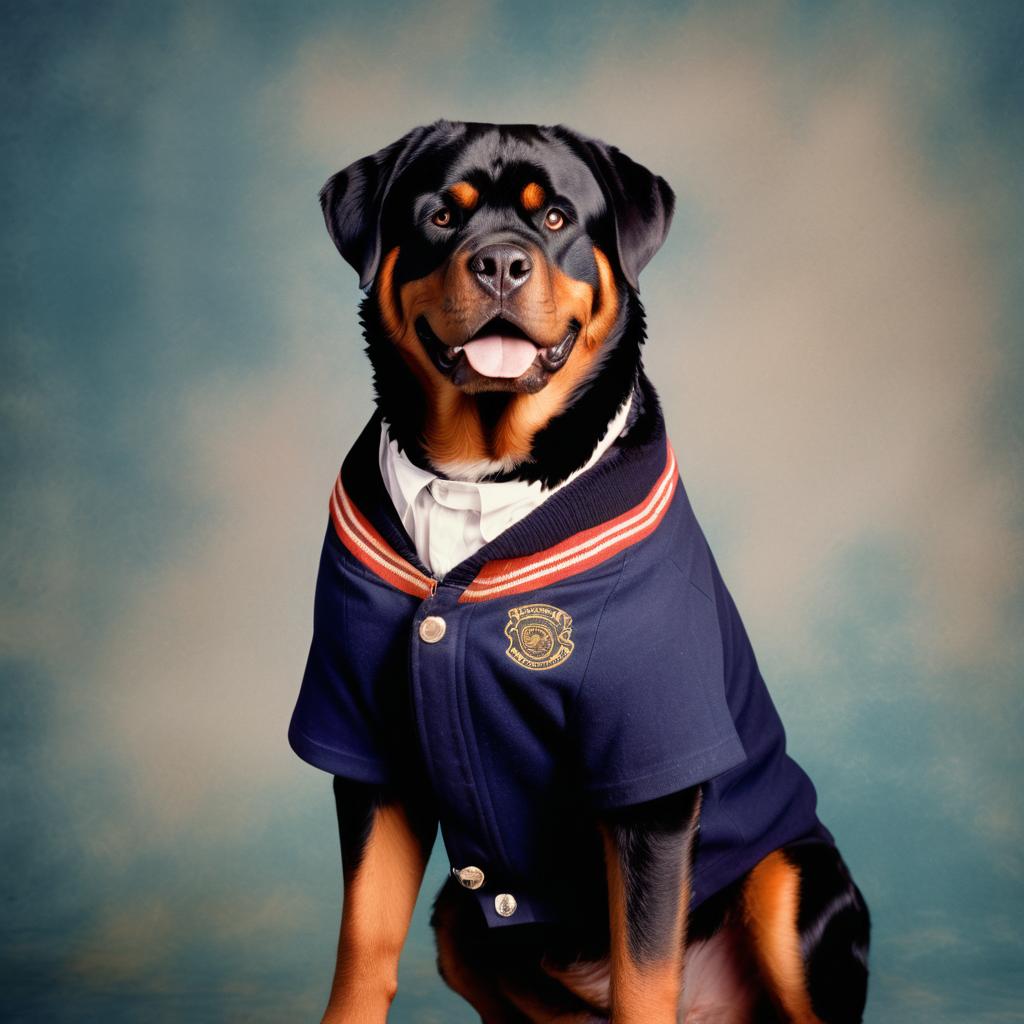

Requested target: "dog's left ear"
[
  {"left": 554, "top": 126, "right": 675, "bottom": 292},
  {"left": 319, "top": 125, "right": 433, "bottom": 290}
]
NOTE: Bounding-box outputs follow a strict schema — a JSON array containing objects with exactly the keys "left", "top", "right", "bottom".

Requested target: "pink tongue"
[{"left": 463, "top": 335, "right": 537, "bottom": 378}]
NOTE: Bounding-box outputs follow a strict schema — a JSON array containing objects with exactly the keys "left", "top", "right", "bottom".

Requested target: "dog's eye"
[
  {"left": 431, "top": 207, "right": 453, "bottom": 228},
  {"left": 544, "top": 208, "right": 566, "bottom": 231}
]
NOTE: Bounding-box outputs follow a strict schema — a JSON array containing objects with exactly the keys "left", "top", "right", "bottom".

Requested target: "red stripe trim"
[
  {"left": 330, "top": 474, "right": 435, "bottom": 598},
  {"left": 459, "top": 442, "right": 678, "bottom": 604}
]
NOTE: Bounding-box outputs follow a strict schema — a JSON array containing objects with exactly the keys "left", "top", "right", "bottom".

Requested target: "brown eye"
[
  {"left": 544, "top": 208, "right": 565, "bottom": 230},
  {"left": 432, "top": 207, "right": 452, "bottom": 227}
]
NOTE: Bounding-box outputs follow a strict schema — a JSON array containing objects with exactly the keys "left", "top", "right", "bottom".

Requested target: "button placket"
[{"left": 414, "top": 586, "right": 513, "bottom": 921}]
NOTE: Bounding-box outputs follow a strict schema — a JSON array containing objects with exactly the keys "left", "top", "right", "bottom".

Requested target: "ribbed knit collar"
[{"left": 339, "top": 373, "right": 669, "bottom": 590}]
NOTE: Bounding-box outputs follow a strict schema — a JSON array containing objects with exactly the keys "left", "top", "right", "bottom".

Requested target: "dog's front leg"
[
  {"left": 321, "top": 776, "right": 437, "bottom": 1024},
  {"left": 598, "top": 786, "right": 702, "bottom": 1024}
]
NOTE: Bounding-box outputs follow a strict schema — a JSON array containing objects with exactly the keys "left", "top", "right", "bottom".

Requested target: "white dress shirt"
[{"left": 378, "top": 396, "right": 634, "bottom": 577}]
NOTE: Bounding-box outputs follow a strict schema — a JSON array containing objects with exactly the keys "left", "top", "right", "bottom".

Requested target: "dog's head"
[{"left": 320, "top": 120, "right": 674, "bottom": 478}]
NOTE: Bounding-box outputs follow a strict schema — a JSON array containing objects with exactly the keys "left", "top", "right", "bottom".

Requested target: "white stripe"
[
  {"left": 468, "top": 451, "right": 677, "bottom": 592},
  {"left": 331, "top": 485, "right": 432, "bottom": 594},
  {"left": 465, "top": 466, "right": 678, "bottom": 598},
  {"left": 465, "top": 474, "right": 676, "bottom": 599},
  {"left": 334, "top": 477, "right": 407, "bottom": 573}
]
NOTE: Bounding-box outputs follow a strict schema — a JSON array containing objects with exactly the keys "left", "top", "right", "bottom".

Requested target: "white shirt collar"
[{"left": 379, "top": 394, "right": 634, "bottom": 565}]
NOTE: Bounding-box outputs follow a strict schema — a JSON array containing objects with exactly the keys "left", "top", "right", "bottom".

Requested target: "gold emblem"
[{"left": 504, "top": 604, "right": 574, "bottom": 671}]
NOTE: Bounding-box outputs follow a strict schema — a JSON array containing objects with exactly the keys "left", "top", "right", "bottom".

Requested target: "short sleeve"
[
  {"left": 287, "top": 524, "right": 401, "bottom": 784},
  {"left": 571, "top": 551, "right": 746, "bottom": 809}
]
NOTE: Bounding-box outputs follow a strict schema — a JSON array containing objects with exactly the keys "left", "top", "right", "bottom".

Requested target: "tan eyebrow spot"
[
  {"left": 520, "top": 182, "right": 546, "bottom": 211},
  {"left": 448, "top": 181, "right": 479, "bottom": 209}
]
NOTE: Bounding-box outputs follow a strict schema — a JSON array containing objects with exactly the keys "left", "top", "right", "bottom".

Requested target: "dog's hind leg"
[{"left": 741, "top": 844, "right": 870, "bottom": 1024}]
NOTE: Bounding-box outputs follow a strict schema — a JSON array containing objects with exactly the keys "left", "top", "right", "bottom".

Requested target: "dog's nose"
[{"left": 468, "top": 243, "right": 532, "bottom": 297}]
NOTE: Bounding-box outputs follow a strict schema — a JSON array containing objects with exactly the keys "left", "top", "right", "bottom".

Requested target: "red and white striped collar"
[
  {"left": 328, "top": 436, "right": 679, "bottom": 604},
  {"left": 457, "top": 445, "right": 677, "bottom": 603},
  {"left": 330, "top": 473, "right": 436, "bottom": 598}
]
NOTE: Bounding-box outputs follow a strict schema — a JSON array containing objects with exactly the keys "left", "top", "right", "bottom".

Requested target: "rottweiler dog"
[{"left": 297, "top": 120, "right": 870, "bottom": 1023}]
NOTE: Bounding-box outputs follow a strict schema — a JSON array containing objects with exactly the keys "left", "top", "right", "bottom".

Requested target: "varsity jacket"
[{"left": 289, "top": 379, "right": 832, "bottom": 929}]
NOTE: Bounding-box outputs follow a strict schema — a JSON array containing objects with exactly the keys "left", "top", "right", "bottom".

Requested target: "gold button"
[
  {"left": 453, "top": 865, "right": 485, "bottom": 890},
  {"left": 419, "top": 616, "right": 446, "bottom": 643},
  {"left": 494, "top": 893, "right": 517, "bottom": 918}
]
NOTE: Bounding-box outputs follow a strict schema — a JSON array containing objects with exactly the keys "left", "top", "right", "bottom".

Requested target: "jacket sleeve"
[
  {"left": 570, "top": 549, "right": 746, "bottom": 809},
  {"left": 287, "top": 523, "right": 397, "bottom": 784}
]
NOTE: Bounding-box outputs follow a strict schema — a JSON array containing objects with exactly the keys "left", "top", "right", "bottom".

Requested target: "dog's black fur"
[{"left": 315, "top": 120, "right": 870, "bottom": 1023}]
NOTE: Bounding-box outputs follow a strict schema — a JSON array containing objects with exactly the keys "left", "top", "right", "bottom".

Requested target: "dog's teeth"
[{"left": 451, "top": 346, "right": 463, "bottom": 354}]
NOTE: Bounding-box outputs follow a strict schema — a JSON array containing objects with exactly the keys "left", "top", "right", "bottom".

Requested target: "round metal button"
[
  {"left": 494, "top": 893, "right": 518, "bottom": 918},
  {"left": 419, "top": 616, "right": 446, "bottom": 643},
  {"left": 453, "top": 865, "right": 485, "bottom": 890}
]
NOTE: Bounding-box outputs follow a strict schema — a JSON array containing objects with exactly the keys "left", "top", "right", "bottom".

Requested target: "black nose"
[{"left": 468, "top": 243, "right": 532, "bottom": 297}]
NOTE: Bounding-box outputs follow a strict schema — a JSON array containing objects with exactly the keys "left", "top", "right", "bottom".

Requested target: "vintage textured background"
[{"left": 2, "top": 1, "right": 1022, "bottom": 1021}]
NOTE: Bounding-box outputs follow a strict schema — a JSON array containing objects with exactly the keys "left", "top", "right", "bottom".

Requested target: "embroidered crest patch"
[{"left": 504, "top": 604, "right": 574, "bottom": 671}]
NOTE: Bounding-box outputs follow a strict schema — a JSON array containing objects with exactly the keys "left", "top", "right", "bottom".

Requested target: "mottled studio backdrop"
[{"left": 2, "top": 1, "right": 1022, "bottom": 1021}]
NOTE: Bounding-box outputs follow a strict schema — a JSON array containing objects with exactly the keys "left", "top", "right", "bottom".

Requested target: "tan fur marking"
[
  {"left": 520, "top": 181, "right": 546, "bottom": 211},
  {"left": 599, "top": 823, "right": 683, "bottom": 1024},
  {"left": 449, "top": 181, "right": 479, "bottom": 209},
  {"left": 743, "top": 851, "right": 823, "bottom": 1024},
  {"left": 488, "top": 246, "right": 619, "bottom": 464},
  {"left": 422, "top": 389, "right": 491, "bottom": 469},
  {"left": 377, "top": 246, "right": 405, "bottom": 342},
  {"left": 323, "top": 802, "right": 428, "bottom": 1020},
  {"left": 379, "top": 247, "right": 491, "bottom": 467}
]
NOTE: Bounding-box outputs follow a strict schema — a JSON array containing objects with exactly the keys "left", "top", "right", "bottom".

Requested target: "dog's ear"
[
  {"left": 319, "top": 125, "right": 433, "bottom": 290},
  {"left": 554, "top": 126, "right": 675, "bottom": 292}
]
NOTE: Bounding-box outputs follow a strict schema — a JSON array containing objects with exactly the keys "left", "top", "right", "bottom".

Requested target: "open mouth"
[{"left": 415, "top": 315, "right": 579, "bottom": 382}]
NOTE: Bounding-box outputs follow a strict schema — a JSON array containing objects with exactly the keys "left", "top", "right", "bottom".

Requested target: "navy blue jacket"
[{"left": 289, "top": 386, "right": 831, "bottom": 929}]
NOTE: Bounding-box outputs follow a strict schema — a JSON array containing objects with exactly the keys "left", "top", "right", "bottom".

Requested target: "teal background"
[{"left": 2, "top": 1, "right": 1022, "bottom": 1021}]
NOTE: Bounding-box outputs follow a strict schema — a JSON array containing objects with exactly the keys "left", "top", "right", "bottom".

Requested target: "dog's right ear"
[{"left": 319, "top": 125, "right": 432, "bottom": 291}]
